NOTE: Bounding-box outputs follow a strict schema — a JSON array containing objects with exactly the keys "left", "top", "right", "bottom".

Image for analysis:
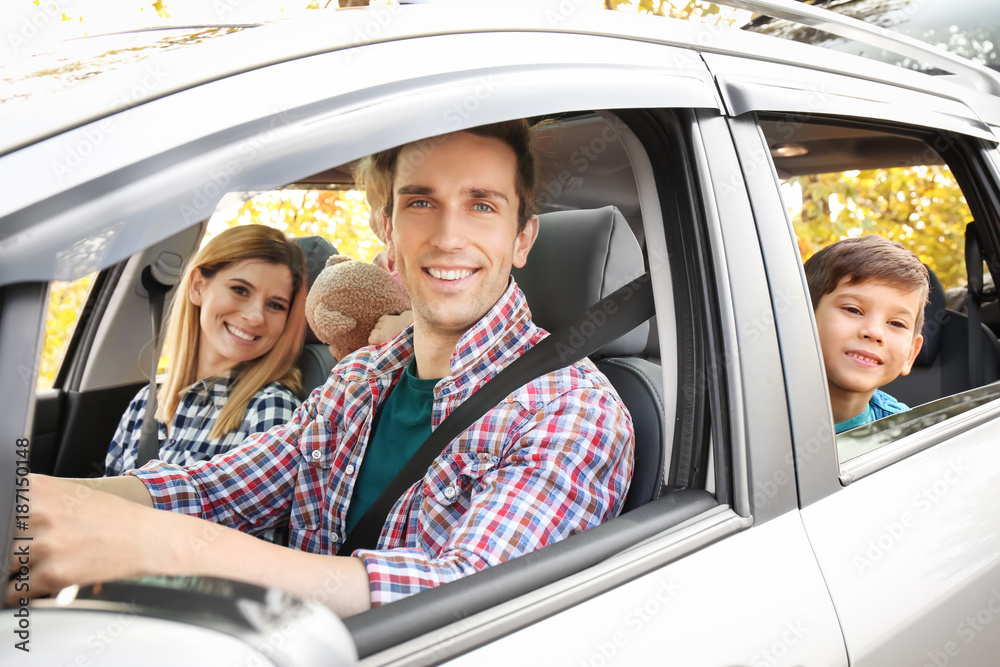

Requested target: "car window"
[
  {"left": 206, "top": 187, "right": 383, "bottom": 262},
  {"left": 37, "top": 272, "right": 97, "bottom": 390},
  {"left": 785, "top": 161, "right": 973, "bottom": 289},
  {"left": 760, "top": 117, "right": 1000, "bottom": 467}
]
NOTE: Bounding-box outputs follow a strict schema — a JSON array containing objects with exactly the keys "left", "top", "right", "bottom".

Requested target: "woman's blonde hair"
[{"left": 155, "top": 225, "right": 307, "bottom": 439}]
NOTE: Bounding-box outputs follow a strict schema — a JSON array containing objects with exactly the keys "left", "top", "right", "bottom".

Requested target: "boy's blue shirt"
[{"left": 835, "top": 389, "right": 909, "bottom": 433}]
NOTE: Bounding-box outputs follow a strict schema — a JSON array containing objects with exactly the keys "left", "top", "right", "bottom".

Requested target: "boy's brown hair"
[
  {"left": 804, "top": 235, "right": 930, "bottom": 333},
  {"left": 368, "top": 119, "right": 540, "bottom": 232}
]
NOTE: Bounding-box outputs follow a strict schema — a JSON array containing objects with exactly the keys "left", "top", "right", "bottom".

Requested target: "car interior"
[{"left": 29, "top": 110, "right": 722, "bottom": 642}]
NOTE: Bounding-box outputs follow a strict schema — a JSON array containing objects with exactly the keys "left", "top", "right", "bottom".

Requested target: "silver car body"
[{"left": 2, "top": 2, "right": 1000, "bottom": 665}]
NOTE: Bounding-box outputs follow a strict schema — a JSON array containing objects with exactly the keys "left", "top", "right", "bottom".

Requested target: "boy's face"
[{"left": 814, "top": 277, "right": 924, "bottom": 401}]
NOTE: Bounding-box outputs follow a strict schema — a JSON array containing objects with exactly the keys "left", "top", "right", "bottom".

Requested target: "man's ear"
[
  {"left": 188, "top": 269, "right": 206, "bottom": 306},
  {"left": 511, "top": 215, "right": 539, "bottom": 269},
  {"left": 899, "top": 333, "right": 924, "bottom": 376}
]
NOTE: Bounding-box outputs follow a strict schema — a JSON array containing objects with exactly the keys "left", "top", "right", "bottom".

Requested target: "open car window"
[
  {"left": 760, "top": 116, "right": 1000, "bottom": 470},
  {"left": 15, "top": 70, "right": 740, "bottom": 659}
]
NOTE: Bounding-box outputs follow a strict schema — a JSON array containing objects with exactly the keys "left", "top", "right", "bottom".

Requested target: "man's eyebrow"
[
  {"left": 463, "top": 187, "right": 509, "bottom": 203},
  {"left": 230, "top": 277, "right": 289, "bottom": 304},
  {"left": 397, "top": 184, "right": 434, "bottom": 196}
]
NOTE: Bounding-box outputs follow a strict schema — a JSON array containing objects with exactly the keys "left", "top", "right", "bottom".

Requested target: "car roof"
[{"left": 4, "top": 2, "right": 1000, "bottom": 157}]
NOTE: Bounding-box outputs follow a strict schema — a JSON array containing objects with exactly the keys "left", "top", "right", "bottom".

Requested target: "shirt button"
[
  {"left": 311, "top": 449, "right": 322, "bottom": 461},
  {"left": 345, "top": 464, "right": 356, "bottom": 475},
  {"left": 444, "top": 485, "right": 456, "bottom": 499}
]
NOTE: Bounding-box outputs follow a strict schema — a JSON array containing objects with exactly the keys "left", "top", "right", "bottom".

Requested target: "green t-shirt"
[{"left": 345, "top": 359, "right": 438, "bottom": 535}]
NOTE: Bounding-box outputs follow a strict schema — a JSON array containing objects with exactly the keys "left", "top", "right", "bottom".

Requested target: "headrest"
[
  {"left": 512, "top": 206, "right": 649, "bottom": 357},
  {"left": 292, "top": 236, "right": 338, "bottom": 345},
  {"left": 915, "top": 265, "right": 946, "bottom": 366}
]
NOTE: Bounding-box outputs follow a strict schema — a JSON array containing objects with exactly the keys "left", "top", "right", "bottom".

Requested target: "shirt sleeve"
[
  {"left": 127, "top": 388, "right": 318, "bottom": 535},
  {"left": 356, "top": 385, "right": 634, "bottom": 606},
  {"left": 104, "top": 385, "right": 149, "bottom": 478}
]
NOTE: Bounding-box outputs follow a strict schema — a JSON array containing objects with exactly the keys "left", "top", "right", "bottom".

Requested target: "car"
[{"left": 3, "top": 1, "right": 1000, "bottom": 664}]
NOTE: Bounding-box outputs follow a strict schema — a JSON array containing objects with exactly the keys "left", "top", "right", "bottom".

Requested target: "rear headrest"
[
  {"left": 292, "top": 236, "right": 338, "bottom": 345},
  {"left": 915, "top": 265, "right": 946, "bottom": 366},
  {"left": 512, "top": 206, "right": 649, "bottom": 357}
]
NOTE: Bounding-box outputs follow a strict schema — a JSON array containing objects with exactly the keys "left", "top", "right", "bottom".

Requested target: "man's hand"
[
  {"left": 6, "top": 475, "right": 163, "bottom": 605},
  {"left": 369, "top": 310, "right": 413, "bottom": 345},
  {"left": 6, "top": 475, "right": 372, "bottom": 616}
]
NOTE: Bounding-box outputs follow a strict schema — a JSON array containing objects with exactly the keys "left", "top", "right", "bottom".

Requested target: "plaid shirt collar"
[
  {"left": 369, "top": 278, "right": 533, "bottom": 394},
  {"left": 180, "top": 371, "right": 234, "bottom": 401}
]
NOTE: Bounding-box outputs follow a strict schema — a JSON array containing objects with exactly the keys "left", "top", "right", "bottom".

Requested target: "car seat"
[
  {"left": 291, "top": 236, "right": 338, "bottom": 398},
  {"left": 882, "top": 267, "right": 1000, "bottom": 407},
  {"left": 512, "top": 206, "right": 664, "bottom": 512}
]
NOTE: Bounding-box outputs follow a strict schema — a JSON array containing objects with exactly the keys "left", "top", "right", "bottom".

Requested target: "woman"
[{"left": 105, "top": 225, "right": 307, "bottom": 476}]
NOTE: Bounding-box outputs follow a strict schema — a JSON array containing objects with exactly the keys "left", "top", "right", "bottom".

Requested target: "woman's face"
[{"left": 188, "top": 259, "right": 294, "bottom": 380}]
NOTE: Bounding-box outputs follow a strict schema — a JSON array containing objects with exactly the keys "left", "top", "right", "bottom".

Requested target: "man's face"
[
  {"left": 814, "top": 277, "right": 924, "bottom": 401},
  {"left": 385, "top": 131, "right": 537, "bottom": 341}
]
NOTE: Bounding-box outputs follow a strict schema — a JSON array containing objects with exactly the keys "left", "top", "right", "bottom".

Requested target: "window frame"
[{"left": 745, "top": 110, "right": 1000, "bottom": 487}]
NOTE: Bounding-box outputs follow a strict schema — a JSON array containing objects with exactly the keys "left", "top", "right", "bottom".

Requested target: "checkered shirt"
[
  {"left": 131, "top": 280, "right": 635, "bottom": 606},
  {"left": 105, "top": 375, "right": 299, "bottom": 476}
]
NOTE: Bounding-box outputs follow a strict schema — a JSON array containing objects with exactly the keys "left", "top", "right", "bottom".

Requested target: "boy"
[{"left": 804, "top": 235, "right": 928, "bottom": 433}]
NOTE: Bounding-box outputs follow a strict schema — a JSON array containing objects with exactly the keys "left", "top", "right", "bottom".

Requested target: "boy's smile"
[{"left": 814, "top": 277, "right": 924, "bottom": 422}]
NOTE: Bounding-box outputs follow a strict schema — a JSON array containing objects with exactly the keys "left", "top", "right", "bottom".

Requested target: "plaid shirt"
[
  {"left": 105, "top": 376, "right": 298, "bottom": 476},
  {"left": 131, "top": 280, "right": 634, "bottom": 606}
]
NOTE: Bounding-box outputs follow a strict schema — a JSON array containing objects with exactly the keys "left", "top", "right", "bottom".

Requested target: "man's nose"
[{"left": 429, "top": 206, "right": 468, "bottom": 250}]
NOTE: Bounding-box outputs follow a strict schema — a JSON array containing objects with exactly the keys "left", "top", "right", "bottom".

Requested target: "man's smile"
[{"left": 426, "top": 267, "right": 477, "bottom": 281}]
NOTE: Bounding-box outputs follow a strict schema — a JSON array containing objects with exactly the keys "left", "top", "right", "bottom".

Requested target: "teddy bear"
[{"left": 305, "top": 254, "right": 411, "bottom": 361}]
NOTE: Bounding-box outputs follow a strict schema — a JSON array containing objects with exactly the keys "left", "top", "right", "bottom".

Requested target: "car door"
[
  {"left": 423, "top": 76, "right": 847, "bottom": 667},
  {"left": 3, "top": 13, "right": 809, "bottom": 665},
  {"left": 718, "top": 51, "right": 1000, "bottom": 665}
]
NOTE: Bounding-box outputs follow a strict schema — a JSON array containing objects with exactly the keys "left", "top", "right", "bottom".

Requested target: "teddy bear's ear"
[
  {"left": 314, "top": 306, "right": 357, "bottom": 337},
  {"left": 325, "top": 254, "right": 352, "bottom": 268}
]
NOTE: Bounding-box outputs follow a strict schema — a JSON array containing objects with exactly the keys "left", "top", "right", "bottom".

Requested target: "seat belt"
[
  {"left": 966, "top": 224, "right": 985, "bottom": 388},
  {"left": 338, "top": 273, "right": 654, "bottom": 555},
  {"left": 135, "top": 256, "right": 183, "bottom": 468}
]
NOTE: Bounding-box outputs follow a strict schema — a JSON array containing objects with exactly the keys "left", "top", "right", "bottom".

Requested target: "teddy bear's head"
[{"left": 305, "top": 255, "right": 411, "bottom": 361}]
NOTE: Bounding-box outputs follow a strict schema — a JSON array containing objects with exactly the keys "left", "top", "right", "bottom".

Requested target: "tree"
[
  {"left": 605, "top": 0, "right": 732, "bottom": 23},
  {"left": 207, "top": 189, "right": 382, "bottom": 263},
  {"left": 789, "top": 164, "right": 972, "bottom": 288}
]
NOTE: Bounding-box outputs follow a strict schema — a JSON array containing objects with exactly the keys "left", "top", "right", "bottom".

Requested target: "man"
[{"left": 9, "top": 121, "right": 634, "bottom": 616}]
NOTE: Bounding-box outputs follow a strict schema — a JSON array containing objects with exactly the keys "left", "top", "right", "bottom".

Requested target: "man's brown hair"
[
  {"left": 369, "top": 120, "right": 540, "bottom": 232},
  {"left": 804, "top": 235, "right": 930, "bottom": 332}
]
